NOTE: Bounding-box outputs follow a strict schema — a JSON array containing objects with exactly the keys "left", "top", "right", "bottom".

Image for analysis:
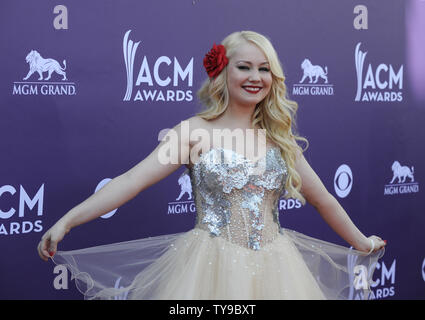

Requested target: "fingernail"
[
  {"left": 383, "top": 240, "right": 387, "bottom": 244},
  {"left": 49, "top": 251, "right": 54, "bottom": 257}
]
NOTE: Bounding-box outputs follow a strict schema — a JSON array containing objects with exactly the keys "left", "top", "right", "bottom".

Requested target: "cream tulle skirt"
[{"left": 51, "top": 228, "right": 384, "bottom": 300}]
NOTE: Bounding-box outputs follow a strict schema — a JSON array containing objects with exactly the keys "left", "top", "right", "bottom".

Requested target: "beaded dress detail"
[
  {"left": 51, "top": 145, "right": 384, "bottom": 300},
  {"left": 190, "top": 146, "right": 286, "bottom": 250}
]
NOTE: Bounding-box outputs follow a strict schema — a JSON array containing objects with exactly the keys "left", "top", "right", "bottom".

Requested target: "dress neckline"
[{"left": 188, "top": 145, "right": 281, "bottom": 170}]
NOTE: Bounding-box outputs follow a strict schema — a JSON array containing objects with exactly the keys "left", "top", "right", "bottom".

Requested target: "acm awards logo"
[
  {"left": 348, "top": 254, "right": 397, "bottom": 300},
  {"left": 384, "top": 160, "right": 419, "bottom": 196},
  {"left": 123, "top": 30, "right": 193, "bottom": 103},
  {"left": 53, "top": 267, "right": 130, "bottom": 300},
  {"left": 0, "top": 184, "right": 44, "bottom": 236},
  {"left": 292, "top": 58, "right": 334, "bottom": 96},
  {"left": 369, "top": 259, "right": 397, "bottom": 299},
  {"left": 167, "top": 169, "right": 196, "bottom": 215},
  {"left": 278, "top": 190, "right": 303, "bottom": 213},
  {"left": 354, "top": 42, "right": 403, "bottom": 102},
  {"left": 12, "top": 50, "right": 76, "bottom": 96}
]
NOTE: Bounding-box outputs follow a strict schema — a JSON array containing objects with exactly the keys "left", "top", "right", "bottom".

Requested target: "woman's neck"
[{"left": 218, "top": 103, "right": 258, "bottom": 130}]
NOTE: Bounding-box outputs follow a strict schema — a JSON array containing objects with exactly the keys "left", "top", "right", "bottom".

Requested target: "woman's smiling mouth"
[{"left": 242, "top": 86, "right": 262, "bottom": 93}]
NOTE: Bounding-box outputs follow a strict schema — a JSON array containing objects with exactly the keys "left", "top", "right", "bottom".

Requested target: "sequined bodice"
[{"left": 188, "top": 146, "right": 288, "bottom": 251}]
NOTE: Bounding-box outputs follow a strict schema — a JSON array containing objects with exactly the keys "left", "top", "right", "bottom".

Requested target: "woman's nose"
[{"left": 248, "top": 71, "right": 261, "bottom": 82}]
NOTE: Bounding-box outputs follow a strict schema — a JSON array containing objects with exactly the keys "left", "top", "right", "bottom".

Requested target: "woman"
[{"left": 37, "top": 31, "right": 386, "bottom": 300}]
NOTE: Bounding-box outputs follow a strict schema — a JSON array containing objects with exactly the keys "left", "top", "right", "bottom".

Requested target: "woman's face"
[{"left": 226, "top": 41, "right": 273, "bottom": 108}]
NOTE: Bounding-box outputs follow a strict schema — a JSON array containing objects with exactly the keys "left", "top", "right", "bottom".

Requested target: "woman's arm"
[
  {"left": 294, "top": 150, "right": 385, "bottom": 253},
  {"left": 37, "top": 118, "right": 193, "bottom": 261},
  {"left": 60, "top": 120, "right": 190, "bottom": 231}
]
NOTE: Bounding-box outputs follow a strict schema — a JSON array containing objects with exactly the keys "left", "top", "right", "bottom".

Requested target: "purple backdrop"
[{"left": 1, "top": 0, "right": 424, "bottom": 299}]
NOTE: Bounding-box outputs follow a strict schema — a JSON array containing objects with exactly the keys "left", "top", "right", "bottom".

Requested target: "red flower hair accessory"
[{"left": 203, "top": 43, "right": 229, "bottom": 79}]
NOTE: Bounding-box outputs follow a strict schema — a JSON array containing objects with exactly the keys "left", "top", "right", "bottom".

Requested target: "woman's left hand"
[{"left": 364, "top": 235, "right": 386, "bottom": 254}]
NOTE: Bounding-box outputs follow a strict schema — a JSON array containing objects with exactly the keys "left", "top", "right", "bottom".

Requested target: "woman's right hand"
[
  {"left": 37, "top": 221, "right": 70, "bottom": 262},
  {"left": 35, "top": 117, "right": 195, "bottom": 262}
]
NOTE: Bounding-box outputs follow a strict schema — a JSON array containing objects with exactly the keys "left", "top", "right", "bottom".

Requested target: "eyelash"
[{"left": 238, "top": 66, "right": 270, "bottom": 72}]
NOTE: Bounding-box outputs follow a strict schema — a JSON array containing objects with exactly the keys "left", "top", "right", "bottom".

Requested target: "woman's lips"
[{"left": 242, "top": 86, "right": 262, "bottom": 94}]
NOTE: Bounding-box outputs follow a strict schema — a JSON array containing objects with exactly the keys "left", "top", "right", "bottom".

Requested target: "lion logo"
[
  {"left": 300, "top": 58, "right": 328, "bottom": 84},
  {"left": 176, "top": 170, "right": 192, "bottom": 201},
  {"left": 389, "top": 161, "right": 414, "bottom": 184},
  {"left": 23, "top": 50, "right": 67, "bottom": 81}
]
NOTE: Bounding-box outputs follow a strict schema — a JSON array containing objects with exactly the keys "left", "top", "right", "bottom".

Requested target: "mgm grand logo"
[
  {"left": 167, "top": 169, "right": 196, "bottom": 215},
  {"left": 12, "top": 50, "right": 76, "bottom": 96},
  {"left": 384, "top": 161, "right": 419, "bottom": 195},
  {"left": 292, "top": 58, "right": 334, "bottom": 96}
]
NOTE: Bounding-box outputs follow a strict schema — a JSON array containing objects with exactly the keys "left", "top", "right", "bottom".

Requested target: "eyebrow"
[{"left": 236, "top": 60, "right": 270, "bottom": 65}]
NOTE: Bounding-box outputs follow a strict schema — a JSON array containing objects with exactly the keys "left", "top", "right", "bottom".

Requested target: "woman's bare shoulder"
[
  {"left": 183, "top": 115, "right": 213, "bottom": 130},
  {"left": 188, "top": 115, "right": 209, "bottom": 124}
]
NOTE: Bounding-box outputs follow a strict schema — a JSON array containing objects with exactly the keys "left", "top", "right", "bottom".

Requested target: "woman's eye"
[{"left": 237, "top": 66, "right": 270, "bottom": 72}]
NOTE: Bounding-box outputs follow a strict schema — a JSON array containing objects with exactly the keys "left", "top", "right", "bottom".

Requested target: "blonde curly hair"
[{"left": 196, "top": 30, "right": 309, "bottom": 204}]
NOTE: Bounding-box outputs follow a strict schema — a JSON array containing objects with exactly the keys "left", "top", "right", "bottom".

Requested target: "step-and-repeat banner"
[{"left": 1, "top": 0, "right": 424, "bottom": 299}]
